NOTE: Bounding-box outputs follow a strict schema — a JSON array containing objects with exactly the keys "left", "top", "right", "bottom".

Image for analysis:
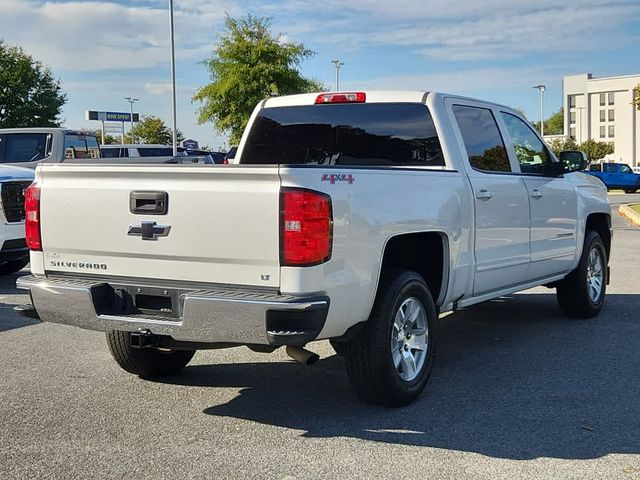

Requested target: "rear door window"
[
  {"left": 452, "top": 105, "right": 511, "bottom": 173},
  {"left": 241, "top": 103, "right": 445, "bottom": 167},
  {"left": 0, "top": 133, "right": 51, "bottom": 163}
]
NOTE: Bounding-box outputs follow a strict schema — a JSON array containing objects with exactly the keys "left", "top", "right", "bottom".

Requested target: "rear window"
[
  {"left": 241, "top": 103, "right": 445, "bottom": 167},
  {"left": 64, "top": 134, "right": 100, "bottom": 159},
  {"left": 0, "top": 133, "right": 51, "bottom": 163}
]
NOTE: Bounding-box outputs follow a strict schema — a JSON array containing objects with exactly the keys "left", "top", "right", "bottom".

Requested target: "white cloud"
[
  {"left": 144, "top": 82, "right": 197, "bottom": 96},
  {"left": 262, "top": 0, "right": 640, "bottom": 61},
  {"left": 0, "top": 0, "right": 234, "bottom": 72},
  {"left": 341, "top": 66, "right": 563, "bottom": 93}
]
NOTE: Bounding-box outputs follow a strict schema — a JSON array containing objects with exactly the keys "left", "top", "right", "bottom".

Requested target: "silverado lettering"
[{"left": 49, "top": 261, "right": 107, "bottom": 270}]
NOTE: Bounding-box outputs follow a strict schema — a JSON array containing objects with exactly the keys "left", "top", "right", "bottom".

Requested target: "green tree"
[
  {"left": 547, "top": 137, "right": 578, "bottom": 155},
  {"left": 634, "top": 84, "right": 640, "bottom": 110},
  {"left": 547, "top": 137, "right": 612, "bottom": 163},
  {"left": 578, "top": 138, "right": 614, "bottom": 163},
  {"left": 534, "top": 108, "right": 564, "bottom": 135},
  {"left": 94, "top": 129, "right": 119, "bottom": 145},
  {"left": 194, "top": 14, "right": 324, "bottom": 144},
  {"left": 0, "top": 40, "right": 66, "bottom": 128},
  {"left": 130, "top": 115, "right": 184, "bottom": 144}
]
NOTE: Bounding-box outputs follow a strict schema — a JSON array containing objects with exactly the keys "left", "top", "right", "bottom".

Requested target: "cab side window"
[
  {"left": 452, "top": 105, "right": 511, "bottom": 173},
  {"left": 501, "top": 113, "right": 552, "bottom": 175}
]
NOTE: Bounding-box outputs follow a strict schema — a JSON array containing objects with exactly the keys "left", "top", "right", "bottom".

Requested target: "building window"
[
  {"left": 599, "top": 93, "right": 606, "bottom": 106},
  {"left": 600, "top": 126, "right": 606, "bottom": 138},
  {"left": 608, "top": 109, "right": 615, "bottom": 122},
  {"left": 570, "top": 127, "right": 576, "bottom": 139},
  {"left": 568, "top": 95, "right": 576, "bottom": 108},
  {"left": 570, "top": 111, "right": 576, "bottom": 124},
  {"left": 608, "top": 125, "right": 615, "bottom": 138},
  {"left": 608, "top": 92, "right": 615, "bottom": 105},
  {"left": 600, "top": 110, "right": 606, "bottom": 122}
]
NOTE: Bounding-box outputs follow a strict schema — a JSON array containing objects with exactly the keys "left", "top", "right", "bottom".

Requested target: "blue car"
[{"left": 586, "top": 162, "right": 640, "bottom": 193}]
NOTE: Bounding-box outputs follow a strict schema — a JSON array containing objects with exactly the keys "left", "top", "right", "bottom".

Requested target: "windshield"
[{"left": 241, "top": 103, "right": 444, "bottom": 167}]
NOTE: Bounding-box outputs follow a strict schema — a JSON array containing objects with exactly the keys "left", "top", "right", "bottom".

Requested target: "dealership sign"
[{"left": 85, "top": 111, "right": 140, "bottom": 122}]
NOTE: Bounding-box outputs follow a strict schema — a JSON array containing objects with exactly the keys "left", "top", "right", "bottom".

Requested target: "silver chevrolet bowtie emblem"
[{"left": 127, "top": 221, "right": 171, "bottom": 241}]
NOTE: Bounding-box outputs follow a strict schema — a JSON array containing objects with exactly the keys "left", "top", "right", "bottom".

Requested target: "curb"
[{"left": 619, "top": 204, "right": 640, "bottom": 227}]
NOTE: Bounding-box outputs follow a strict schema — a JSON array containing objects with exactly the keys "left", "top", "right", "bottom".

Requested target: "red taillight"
[
  {"left": 315, "top": 92, "right": 366, "bottom": 104},
  {"left": 281, "top": 189, "right": 332, "bottom": 266},
  {"left": 25, "top": 183, "right": 41, "bottom": 251}
]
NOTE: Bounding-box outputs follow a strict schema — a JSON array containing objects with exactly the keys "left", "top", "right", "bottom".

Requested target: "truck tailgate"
[{"left": 38, "top": 164, "right": 281, "bottom": 288}]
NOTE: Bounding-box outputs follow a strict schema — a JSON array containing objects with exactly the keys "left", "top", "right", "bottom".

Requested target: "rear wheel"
[
  {"left": 556, "top": 230, "right": 607, "bottom": 318},
  {"left": 343, "top": 270, "right": 437, "bottom": 407},
  {"left": 0, "top": 259, "right": 29, "bottom": 275},
  {"left": 105, "top": 330, "right": 195, "bottom": 378},
  {"left": 624, "top": 189, "right": 638, "bottom": 194}
]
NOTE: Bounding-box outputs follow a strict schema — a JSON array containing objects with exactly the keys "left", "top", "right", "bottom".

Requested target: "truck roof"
[{"left": 261, "top": 90, "right": 514, "bottom": 112}]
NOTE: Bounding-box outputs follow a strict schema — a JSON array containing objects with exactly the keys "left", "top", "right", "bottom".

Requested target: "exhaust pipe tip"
[{"left": 286, "top": 346, "right": 319, "bottom": 366}]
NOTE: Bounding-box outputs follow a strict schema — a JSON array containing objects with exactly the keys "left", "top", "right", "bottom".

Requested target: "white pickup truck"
[{"left": 17, "top": 91, "right": 611, "bottom": 406}]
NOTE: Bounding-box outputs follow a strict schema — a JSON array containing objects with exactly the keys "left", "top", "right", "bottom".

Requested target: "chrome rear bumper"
[{"left": 17, "top": 275, "right": 328, "bottom": 346}]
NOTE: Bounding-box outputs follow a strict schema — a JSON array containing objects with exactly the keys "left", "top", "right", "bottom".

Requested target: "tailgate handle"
[{"left": 130, "top": 191, "right": 168, "bottom": 215}]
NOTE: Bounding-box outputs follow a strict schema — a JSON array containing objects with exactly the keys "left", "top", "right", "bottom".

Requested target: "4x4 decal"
[{"left": 321, "top": 173, "right": 355, "bottom": 185}]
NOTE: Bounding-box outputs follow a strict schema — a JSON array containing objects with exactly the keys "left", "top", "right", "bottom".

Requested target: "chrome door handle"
[
  {"left": 530, "top": 189, "right": 543, "bottom": 199},
  {"left": 475, "top": 189, "right": 494, "bottom": 200}
]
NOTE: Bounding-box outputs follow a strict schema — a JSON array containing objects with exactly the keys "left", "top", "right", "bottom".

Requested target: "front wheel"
[
  {"left": 105, "top": 330, "right": 195, "bottom": 378},
  {"left": 343, "top": 270, "right": 437, "bottom": 407},
  {"left": 556, "top": 231, "right": 607, "bottom": 318},
  {"left": 624, "top": 189, "right": 638, "bottom": 194}
]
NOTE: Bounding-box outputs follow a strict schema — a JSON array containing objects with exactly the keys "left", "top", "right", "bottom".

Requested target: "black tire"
[
  {"left": 624, "top": 189, "right": 638, "bottom": 194},
  {"left": 343, "top": 270, "right": 437, "bottom": 407},
  {"left": 556, "top": 231, "right": 607, "bottom": 318},
  {"left": 105, "top": 330, "right": 195, "bottom": 378},
  {"left": 329, "top": 339, "right": 348, "bottom": 356},
  {"left": 0, "top": 259, "right": 29, "bottom": 275}
]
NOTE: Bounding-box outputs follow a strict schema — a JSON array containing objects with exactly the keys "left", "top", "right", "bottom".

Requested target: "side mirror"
[{"left": 559, "top": 150, "right": 589, "bottom": 174}]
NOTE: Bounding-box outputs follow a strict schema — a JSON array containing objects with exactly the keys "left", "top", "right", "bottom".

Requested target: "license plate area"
[{"left": 92, "top": 284, "right": 182, "bottom": 320}]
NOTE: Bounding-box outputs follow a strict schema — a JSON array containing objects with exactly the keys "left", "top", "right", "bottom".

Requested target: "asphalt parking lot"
[{"left": 1, "top": 200, "right": 639, "bottom": 480}]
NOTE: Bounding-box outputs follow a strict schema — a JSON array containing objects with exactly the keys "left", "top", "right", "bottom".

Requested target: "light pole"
[
  {"left": 169, "top": 0, "right": 178, "bottom": 156},
  {"left": 533, "top": 85, "right": 546, "bottom": 136},
  {"left": 124, "top": 97, "right": 139, "bottom": 144},
  {"left": 331, "top": 59, "right": 344, "bottom": 91}
]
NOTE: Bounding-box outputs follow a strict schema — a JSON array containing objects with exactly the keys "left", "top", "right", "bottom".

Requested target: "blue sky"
[{"left": 1, "top": 0, "right": 639, "bottom": 150}]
